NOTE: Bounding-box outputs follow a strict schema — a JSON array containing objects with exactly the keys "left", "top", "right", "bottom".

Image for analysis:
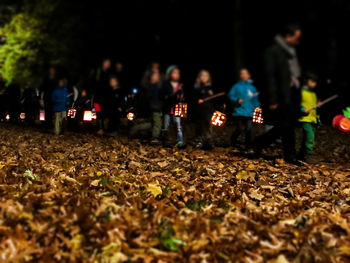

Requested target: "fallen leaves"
[{"left": 0, "top": 124, "right": 349, "bottom": 262}]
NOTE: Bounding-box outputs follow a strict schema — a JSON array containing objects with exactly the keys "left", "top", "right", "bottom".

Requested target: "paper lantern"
[
  {"left": 253, "top": 108, "right": 264, "bottom": 124},
  {"left": 20, "top": 113, "right": 26, "bottom": 120},
  {"left": 39, "top": 110, "right": 45, "bottom": 121},
  {"left": 127, "top": 112, "right": 135, "bottom": 121},
  {"left": 67, "top": 108, "right": 77, "bottom": 119},
  {"left": 5, "top": 114, "right": 10, "bottom": 121},
  {"left": 333, "top": 115, "right": 344, "bottom": 128},
  {"left": 339, "top": 117, "right": 350, "bottom": 133},
  {"left": 83, "top": 111, "right": 92, "bottom": 121},
  {"left": 174, "top": 103, "right": 188, "bottom": 118},
  {"left": 83, "top": 111, "right": 97, "bottom": 121},
  {"left": 211, "top": 111, "right": 226, "bottom": 127}
]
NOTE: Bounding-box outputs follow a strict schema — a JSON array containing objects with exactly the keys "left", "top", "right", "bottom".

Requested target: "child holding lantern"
[
  {"left": 161, "top": 65, "right": 185, "bottom": 148},
  {"left": 194, "top": 70, "right": 215, "bottom": 150},
  {"left": 228, "top": 68, "right": 260, "bottom": 152},
  {"left": 298, "top": 73, "right": 321, "bottom": 162}
]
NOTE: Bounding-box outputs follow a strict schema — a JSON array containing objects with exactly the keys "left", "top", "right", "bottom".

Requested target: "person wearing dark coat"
[
  {"left": 94, "top": 58, "right": 112, "bottom": 135},
  {"left": 104, "top": 76, "right": 124, "bottom": 136},
  {"left": 194, "top": 70, "right": 215, "bottom": 150},
  {"left": 40, "top": 67, "right": 58, "bottom": 128},
  {"left": 254, "top": 24, "right": 302, "bottom": 165}
]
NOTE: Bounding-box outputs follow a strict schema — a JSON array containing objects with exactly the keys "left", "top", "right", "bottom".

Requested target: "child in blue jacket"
[
  {"left": 228, "top": 69, "right": 260, "bottom": 151},
  {"left": 51, "top": 78, "right": 70, "bottom": 135}
]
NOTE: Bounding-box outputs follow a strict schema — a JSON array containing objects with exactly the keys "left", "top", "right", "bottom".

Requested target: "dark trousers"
[
  {"left": 231, "top": 116, "right": 253, "bottom": 148},
  {"left": 255, "top": 122, "right": 296, "bottom": 161},
  {"left": 107, "top": 111, "right": 120, "bottom": 133}
]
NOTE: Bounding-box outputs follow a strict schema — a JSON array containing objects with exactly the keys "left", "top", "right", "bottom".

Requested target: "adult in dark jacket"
[
  {"left": 40, "top": 67, "right": 57, "bottom": 128},
  {"left": 104, "top": 76, "right": 124, "bottom": 136},
  {"left": 255, "top": 24, "right": 302, "bottom": 165},
  {"left": 94, "top": 58, "right": 112, "bottom": 135}
]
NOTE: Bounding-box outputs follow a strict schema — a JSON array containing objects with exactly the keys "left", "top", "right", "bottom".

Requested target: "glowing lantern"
[
  {"left": 5, "top": 114, "right": 10, "bottom": 121},
  {"left": 20, "top": 113, "right": 26, "bottom": 120},
  {"left": 67, "top": 108, "right": 77, "bottom": 119},
  {"left": 174, "top": 103, "right": 188, "bottom": 118},
  {"left": 253, "top": 108, "right": 264, "bottom": 124},
  {"left": 39, "top": 110, "right": 45, "bottom": 121},
  {"left": 83, "top": 111, "right": 97, "bottom": 122},
  {"left": 339, "top": 117, "right": 350, "bottom": 133},
  {"left": 211, "top": 111, "right": 226, "bottom": 127},
  {"left": 333, "top": 115, "right": 344, "bottom": 128},
  {"left": 127, "top": 112, "right": 135, "bottom": 121}
]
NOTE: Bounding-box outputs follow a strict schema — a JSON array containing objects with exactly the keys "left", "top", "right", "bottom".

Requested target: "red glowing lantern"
[
  {"left": 211, "top": 111, "right": 226, "bottom": 127},
  {"left": 174, "top": 103, "right": 188, "bottom": 118},
  {"left": 67, "top": 108, "right": 77, "bottom": 119},
  {"left": 127, "top": 112, "right": 135, "bottom": 121},
  {"left": 339, "top": 117, "right": 350, "bottom": 133},
  {"left": 39, "top": 110, "right": 45, "bottom": 121},
  {"left": 253, "top": 108, "right": 264, "bottom": 124}
]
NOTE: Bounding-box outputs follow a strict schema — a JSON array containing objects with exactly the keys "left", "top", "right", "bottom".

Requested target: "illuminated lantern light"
[
  {"left": 174, "top": 103, "right": 188, "bottom": 118},
  {"left": 5, "top": 114, "right": 10, "bottom": 121},
  {"left": 67, "top": 108, "right": 77, "bottom": 119},
  {"left": 83, "top": 111, "right": 97, "bottom": 121},
  {"left": 20, "top": 113, "right": 26, "bottom": 120},
  {"left": 211, "top": 111, "right": 227, "bottom": 127},
  {"left": 127, "top": 112, "right": 135, "bottom": 121},
  {"left": 39, "top": 110, "right": 45, "bottom": 121},
  {"left": 253, "top": 108, "right": 264, "bottom": 124},
  {"left": 339, "top": 117, "right": 350, "bottom": 133},
  {"left": 333, "top": 115, "right": 344, "bottom": 128},
  {"left": 83, "top": 111, "right": 93, "bottom": 121}
]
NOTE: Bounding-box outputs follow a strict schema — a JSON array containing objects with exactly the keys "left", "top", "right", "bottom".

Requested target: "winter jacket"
[
  {"left": 194, "top": 84, "right": 214, "bottom": 119},
  {"left": 299, "top": 86, "right": 318, "bottom": 124},
  {"left": 161, "top": 81, "right": 184, "bottom": 114},
  {"left": 51, "top": 86, "right": 70, "bottom": 113},
  {"left": 261, "top": 35, "right": 301, "bottom": 124},
  {"left": 143, "top": 82, "right": 163, "bottom": 112},
  {"left": 105, "top": 86, "right": 124, "bottom": 114},
  {"left": 228, "top": 81, "right": 260, "bottom": 118}
]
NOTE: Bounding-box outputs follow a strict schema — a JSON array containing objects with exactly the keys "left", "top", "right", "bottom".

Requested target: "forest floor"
[{"left": 0, "top": 123, "right": 349, "bottom": 262}]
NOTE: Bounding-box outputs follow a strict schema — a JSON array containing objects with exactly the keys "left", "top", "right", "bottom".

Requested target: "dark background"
[{"left": 1, "top": 0, "right": 349, "bottom": 121}]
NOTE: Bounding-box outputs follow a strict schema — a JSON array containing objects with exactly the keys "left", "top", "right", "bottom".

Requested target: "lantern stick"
[
  {"left": 201, "top": 92, "right": 226, "bottom": 103},
  {"left": 309, "top": 94, "right": 338, "bottom": 110}
]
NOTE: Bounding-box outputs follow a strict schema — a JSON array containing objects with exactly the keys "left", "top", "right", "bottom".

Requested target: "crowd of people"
[{"left": 0, "top": 24, "right": 325, "bottom": 165}]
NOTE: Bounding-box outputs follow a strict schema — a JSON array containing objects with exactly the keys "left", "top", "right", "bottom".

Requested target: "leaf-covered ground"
[{"left": 0, "top": 124, "right": 349, "bottom": 263}]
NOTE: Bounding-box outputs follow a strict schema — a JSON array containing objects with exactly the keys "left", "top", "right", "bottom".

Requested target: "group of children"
[{"left": 47, "top": 60, "right": 321, "bottom": 162}]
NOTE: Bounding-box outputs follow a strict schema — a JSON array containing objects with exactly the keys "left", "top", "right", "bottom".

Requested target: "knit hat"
[{"left": 165, "top": 65, "right": 178, "bottom": 79}]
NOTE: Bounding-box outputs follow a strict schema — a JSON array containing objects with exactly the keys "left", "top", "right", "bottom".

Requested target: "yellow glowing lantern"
[
  {"left": 83, "top": 111, "right": 93, "bottom": 121},
  {"left": 211, "top": 111, "right": 226, "bottom": 127},
  {"left": 127, "top": 112, "right": 135, "bottom": 121},
  {"left": 253, "top": 108, "right": 264, "bottom": 124},
  {"left": 174, "top": 103, "right": 188, "bottom": 118}
]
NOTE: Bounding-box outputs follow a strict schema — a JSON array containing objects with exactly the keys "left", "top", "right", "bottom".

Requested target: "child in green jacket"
[{"left": 298, "top": 74, "right": 322, "bottom": 161}]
